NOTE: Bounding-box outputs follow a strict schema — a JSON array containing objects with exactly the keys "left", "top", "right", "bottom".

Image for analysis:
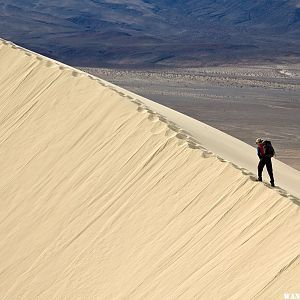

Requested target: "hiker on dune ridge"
[{"left": 256, "top": 138, "right": 275, "bottom": 187}]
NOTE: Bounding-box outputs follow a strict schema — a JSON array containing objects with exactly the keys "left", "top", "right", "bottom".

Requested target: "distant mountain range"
[{"left": 0, "top": 0, "right": 300, "bottom": 67}]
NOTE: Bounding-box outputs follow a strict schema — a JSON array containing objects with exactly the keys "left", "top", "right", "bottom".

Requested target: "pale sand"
[
  {"left": 82, "top": 67, "right": 300, "bottom": 171},
  {"left": 0, "top": 39, "right": 300, "bottom": 299}
]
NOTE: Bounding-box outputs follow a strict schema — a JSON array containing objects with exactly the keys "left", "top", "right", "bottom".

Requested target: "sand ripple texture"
[{"left": 0, "top": 40, "right": 300, "bottom": 299}]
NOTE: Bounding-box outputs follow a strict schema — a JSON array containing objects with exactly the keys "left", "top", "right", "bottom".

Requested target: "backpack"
[{"left": 263, "top": 140, "right": 275, "bottom": 157}]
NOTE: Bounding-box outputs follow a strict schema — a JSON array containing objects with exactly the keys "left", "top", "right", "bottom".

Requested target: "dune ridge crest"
[
  {"left": 0, "top": 39, "right": 300, "bottom": 299},
  {"left": 2, "top": 38, "right": 299, "bottom": 201}
]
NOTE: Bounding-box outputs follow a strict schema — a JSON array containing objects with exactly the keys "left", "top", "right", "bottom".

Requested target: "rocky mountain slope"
[{"left": 0, "top": 0, "right": 300, "bottom": 66}]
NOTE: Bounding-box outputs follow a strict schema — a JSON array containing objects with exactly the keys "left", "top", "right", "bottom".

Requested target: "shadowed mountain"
[{"left": 0, "top": 0, "right": 300, "bottom": 66}]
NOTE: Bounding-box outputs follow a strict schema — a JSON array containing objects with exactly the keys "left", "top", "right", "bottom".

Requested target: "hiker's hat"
[{"left": 256, "top": 138, "right": 263, "bottom": 144}]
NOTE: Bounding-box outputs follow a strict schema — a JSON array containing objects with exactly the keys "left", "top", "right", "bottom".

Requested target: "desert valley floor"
[{"left": 82, "top": 65, "right": 300, "bottom": 171}]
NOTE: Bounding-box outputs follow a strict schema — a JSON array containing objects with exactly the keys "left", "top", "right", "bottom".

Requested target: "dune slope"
[{"left": 0, "top": 40, "right": 299, "bottom": 299}]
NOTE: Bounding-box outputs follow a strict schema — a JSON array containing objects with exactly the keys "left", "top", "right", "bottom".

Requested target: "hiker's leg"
[
  {"left": 266, "top": 158, "right": 274, "bottom": 185},
  {"left": 258, "top": 159, "right": 265, "bottom": 181}
]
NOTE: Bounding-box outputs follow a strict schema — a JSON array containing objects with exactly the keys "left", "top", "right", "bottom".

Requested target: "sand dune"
[
  {"left": 0, "top": 39, "right": 300, "bottom": 299},
  {"left": 82, "top": 66, "right": 300, "bottom": 171}
]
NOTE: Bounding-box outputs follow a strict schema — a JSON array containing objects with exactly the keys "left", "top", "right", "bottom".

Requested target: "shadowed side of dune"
[{"left": 0, "top": 40, "right": 299, "bottom": 299}]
